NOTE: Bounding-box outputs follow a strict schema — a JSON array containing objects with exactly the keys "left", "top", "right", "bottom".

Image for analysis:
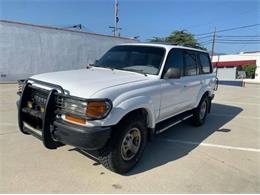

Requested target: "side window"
[
  {"left": 184, "top": 51, "right": 199, "bottom": 76},
  {"left": 199, "top": 53, "right": 212, "bottom": 74},
  {"left": 164, "top": 49, "right": 184, "bottom": 76}
]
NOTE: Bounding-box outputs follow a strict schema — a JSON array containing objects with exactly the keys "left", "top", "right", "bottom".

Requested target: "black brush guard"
[
  {"left": 18, "top": 78, "right": 112, "bottom": 150},
  {"left": 18, "top": 78, "right": 65, "bottom": 149}
]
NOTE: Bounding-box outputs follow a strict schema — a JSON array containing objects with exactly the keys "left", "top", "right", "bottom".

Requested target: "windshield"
[{"left": 95, "top": 45, "right": 165, "bottom": 75}]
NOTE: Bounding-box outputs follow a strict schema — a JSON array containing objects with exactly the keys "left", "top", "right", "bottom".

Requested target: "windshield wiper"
[
  {"left": 120, "top": 68, "right": 148, "bottom": 76},
  {"left": 94, "top": 66, "right": 147, "bottom": 76},
  {"left": 94, "top": 65, "right": 115, "bottom": 71}
]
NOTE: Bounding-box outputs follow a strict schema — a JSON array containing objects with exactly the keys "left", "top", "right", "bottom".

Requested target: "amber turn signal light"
[
  {"left": 86, "top": 101, "right": 107, "bottom": 118},
  {"left": 65, "top": 115, "right": 86, "bottom": 124}
]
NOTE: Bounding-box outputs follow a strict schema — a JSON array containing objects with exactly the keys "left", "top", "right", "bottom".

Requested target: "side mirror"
[{"left": 163, "top": 68, "right": 181, "bottom": 79}]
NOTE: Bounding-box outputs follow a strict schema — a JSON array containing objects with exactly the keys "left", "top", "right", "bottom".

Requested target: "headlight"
[
  {"left": 64, "top": 99, "right": 87, "bottom": 115},
  {"left": 60, "top": 97, "right": 112, "bottom": 121}
]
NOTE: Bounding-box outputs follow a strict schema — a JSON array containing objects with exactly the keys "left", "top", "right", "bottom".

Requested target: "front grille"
[
  {"left": 31, "top": 89, "right": 48, "bottom": 107},
  {"left": 28, "top": 86, "right": 49, "bottom": 107},
  {"left": 22, "top": 86, "right": 49, "bottom": 130}
]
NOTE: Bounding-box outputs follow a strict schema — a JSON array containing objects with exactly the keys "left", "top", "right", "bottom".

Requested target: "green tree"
[
  {"left": 149, "top": 37, "right": 166, "bottom": 43},
  {"left": 150, "top": 30, "right": 206, "bottom": 50},
  {"left": 242, "top": 64, "right": 256, "bottom": 79}
]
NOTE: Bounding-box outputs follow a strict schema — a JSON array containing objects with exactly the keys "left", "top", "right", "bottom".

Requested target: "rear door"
[{"left": 181, "top": 50, "right": 202, "bottom": 108}]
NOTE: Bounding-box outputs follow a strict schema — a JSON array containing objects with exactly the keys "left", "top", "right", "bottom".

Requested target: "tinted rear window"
[{"left": 184, "top": 51, "right": 199, "bottom": 76}]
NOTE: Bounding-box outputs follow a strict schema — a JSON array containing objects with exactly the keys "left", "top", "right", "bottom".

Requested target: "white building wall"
[
  {"left": 0, "top": 20, "right": 137, "bottom": 82},
  {"left": 216, "top": 67, "right": 237, "bottom": 80},
  {"left": 212, "top": 52, "right": 260, "bottom": 82},
  {"left": 212, "top": 53, "right": 259, "bottom": 62}
]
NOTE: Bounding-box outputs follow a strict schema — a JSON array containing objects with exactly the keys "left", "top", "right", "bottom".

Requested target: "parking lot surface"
[{"left": 0, "top": 84, "right": 259, "bottom": 193}]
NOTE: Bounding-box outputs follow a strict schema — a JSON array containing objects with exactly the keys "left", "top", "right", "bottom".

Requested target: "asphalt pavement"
[{"left": 0, "top": 84, "right": 259, "bottom": 193}]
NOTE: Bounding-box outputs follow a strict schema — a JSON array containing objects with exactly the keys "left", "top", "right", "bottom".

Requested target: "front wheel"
[
  {"left": 192, "top": 96, "right": 209, "bottom": 126},
  {"left": 98, "top": 114, "right": 147, "bottom": 174}
]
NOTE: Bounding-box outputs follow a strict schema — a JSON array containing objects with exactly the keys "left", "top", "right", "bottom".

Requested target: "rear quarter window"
[{"left": 199, "top": 53, "right": 212, "bottom": 74}]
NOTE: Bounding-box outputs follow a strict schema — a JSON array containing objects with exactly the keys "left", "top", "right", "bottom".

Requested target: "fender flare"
[
  {"left": 105, "top": 96, "right": 156, "bottom": 128},
  {"left": 194, "top": 87, "right": 212, "bottom": 108}
]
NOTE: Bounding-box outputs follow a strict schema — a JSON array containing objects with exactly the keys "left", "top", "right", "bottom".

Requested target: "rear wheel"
[
  {"left": 192, "top": 96, "right": 209, "bottom": 126},
  {"left": 98, "top": 113, "right": 147, "bottom": 174}
]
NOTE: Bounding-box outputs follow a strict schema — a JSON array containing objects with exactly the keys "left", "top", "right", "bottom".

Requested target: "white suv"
[{"left": 17, "top": 43, "right": 217, "bottom": 174}]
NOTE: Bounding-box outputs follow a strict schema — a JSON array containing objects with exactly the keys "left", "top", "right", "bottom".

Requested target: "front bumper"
[
  {"left": 52, "top": 119, "right": 111, "bottom": 150},
  {"left": 17, "top": 79, "right": 111, "bottom": 150}
]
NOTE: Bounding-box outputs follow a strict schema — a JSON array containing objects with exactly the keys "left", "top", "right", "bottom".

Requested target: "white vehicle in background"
[{"left": 17, "top": 43, "right": 217, "bottom": 174}]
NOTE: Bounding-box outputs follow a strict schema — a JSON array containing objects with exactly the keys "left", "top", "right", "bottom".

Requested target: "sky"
[{"left": 0, "top": 0, "right": 259, "bottom": 54}]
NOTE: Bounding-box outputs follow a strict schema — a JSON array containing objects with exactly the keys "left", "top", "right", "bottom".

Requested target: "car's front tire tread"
[{"left": 98, "top": 113, "right": 147, "bottom": 174}]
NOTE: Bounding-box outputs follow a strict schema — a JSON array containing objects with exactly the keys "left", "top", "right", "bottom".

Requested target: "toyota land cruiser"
[{"left": 17, "top": 43, "right": 217, "bottom": 174}]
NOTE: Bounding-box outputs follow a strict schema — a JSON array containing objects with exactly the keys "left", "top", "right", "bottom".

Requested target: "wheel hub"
[
  {"left": 199, "top": 101, "right": 207, "bottom": 120},
  {"left": 121, "top": 128, "right": 141, "bottom": 161}
]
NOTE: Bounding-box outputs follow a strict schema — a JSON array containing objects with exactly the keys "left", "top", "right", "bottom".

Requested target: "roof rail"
[
  {"left": 181, "top": 44, "right": 205, "bottom": 50},
  {"left": 158, "top": 42, "right": 204, "bottom": 50},
  {"left": 144, "top": 42, "right": 205, "bottom": 50},
  {"left": 145, "top": 41, "right": 179, "bottom": 46}
]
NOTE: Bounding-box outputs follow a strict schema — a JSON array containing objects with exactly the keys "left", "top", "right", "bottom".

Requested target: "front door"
[{"left": 159, "top": 49, "right": 190, "bottom": 121}]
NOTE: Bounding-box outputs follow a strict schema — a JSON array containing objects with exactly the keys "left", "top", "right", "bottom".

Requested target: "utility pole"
[
  {"left": 109, "top": 0, "right": 122, "bottom": 36},
  {"left": 109, "top": 26, "right": 116, "bottom": 36},
  {"left": 211, "top": 27, "right": 217, "bottom": 61},
  {"left": 114, "top": 0, "right": 118, "bottom": 36}
]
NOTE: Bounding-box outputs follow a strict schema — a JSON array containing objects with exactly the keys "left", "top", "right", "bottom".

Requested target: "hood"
[{"left": 30, "top": 67, "right": 149, "bottom": 98}]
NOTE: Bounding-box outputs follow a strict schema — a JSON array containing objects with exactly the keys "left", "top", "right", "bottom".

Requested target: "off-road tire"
[
  {"left": 98, "top": 113, "right": 148, "bottom": 174},
  {"left": 192, "top": 95, "right": 209, "bottom": 126}
]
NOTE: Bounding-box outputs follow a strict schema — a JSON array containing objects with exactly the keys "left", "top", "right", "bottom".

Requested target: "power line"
[
  {"left": 199, "top": 39, "right": 212, "bottom": 44},
  {"left": 216, "top": 42, "right": 260, "bottom": 44},
  {"left": 197, "top": 35, "right": 212, "bottom": 40},
  {"left": 195, "top": 24, "right": 260, "bottom": 36},
  {"left": 217, "top": 35, "right": 260, "bottom": 38},
  {"left": 216, "top": 39, "right": 260, "bottom": 41},
  {"left": 197, "top": 35, "right": 260, "bottom": 43},
  {"left": 201, "top": 42, "right": 212, "bottom": 45}
]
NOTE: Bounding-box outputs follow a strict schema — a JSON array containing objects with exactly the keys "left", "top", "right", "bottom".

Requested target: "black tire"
[
  {"left": 98, "top": 113, "right": 148, "bottom": 174},
  {"left": 192, "top": 95, "right": 209, "bottom": 126}
]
